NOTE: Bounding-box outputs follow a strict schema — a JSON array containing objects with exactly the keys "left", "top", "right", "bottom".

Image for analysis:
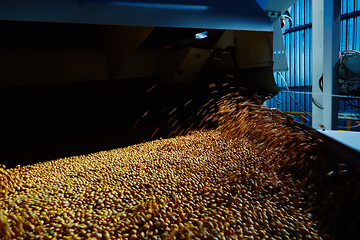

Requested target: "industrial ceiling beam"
[{"left": 0, "top": 0, "right": 271, "bottom": 31}]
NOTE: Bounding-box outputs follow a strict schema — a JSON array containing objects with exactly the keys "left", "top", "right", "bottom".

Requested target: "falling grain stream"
[{"left": 1, "top": 98, "right": 359, "bottom": 240}]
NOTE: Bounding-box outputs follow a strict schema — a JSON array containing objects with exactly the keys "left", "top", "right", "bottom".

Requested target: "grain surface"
[{"left": 0, "top": 101, "right": 359, "bottom": 240}]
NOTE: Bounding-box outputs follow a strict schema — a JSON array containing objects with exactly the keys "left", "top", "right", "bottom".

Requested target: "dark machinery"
[
  {"left": 0, "top": 0, "right": 297, "bottom": 166},
  {"left": 0, "top": 2, "right": 360, "bottom": 239},
  {"left": 0, "top": 0, "right": 359, "bottom": 170}
]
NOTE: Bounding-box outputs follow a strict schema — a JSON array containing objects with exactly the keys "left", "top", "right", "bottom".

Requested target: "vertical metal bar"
[
  {"left": 312, "top": 0, "right": 341, "bottom": 130},
  {"left": 291, "top": 31, "right": 294, "bottom": 88},
  {"left": 341, "top": 0, "right": 349, "bottom": 14},
  {"left": 300, "top": 90, "right": 305, "bottom": 120},
  {"left": 305, "top": 0, "right": 310, "bottom": 24},
  {"left": 293, "top": 91, "right": 297, "bottom": 114},
  {"left": 345, "top": 18, "right": 348, "bottom": 50},
  {"left": 346, "top": 18, "right": 349, "bottom": 49},
  {"left": 345, "top": 18, "right": 348, "bottom": 49},
  {"left": 341, "top": 19, "right": 346, "bottom": 51},
  {"left": 323, "top": 0, "right": 341, "bottom": 130},
  {"left": 342, "top": 0, "right": 347, "bottom": 14},
  {"left": 300, "top": 30, "right": 305, "bottom": 86},
  {"left": 298, "top": 0, "right": 303, "bottom": 90},
  {"left": 356, "top": 16, "right": 360, "bottom": 50},
  {"left": 283, "top": 90, "right": 286, "bottom": 113},
  {"left": 352, "top": 15, "right": 356, "bottom": 49},
  {"left": 291, "top": 31, "right": 299, "bottom": 87},
  {"left": 309, "top": 26, "right": 313, "bottom": 87},
  {"left": 305, "top": 0, "right": 310, "bottom": 96},
  {"left": 286, "top": 91, "right": 290, "bottom": 113},
  {"left": 349, "top": 18, "right": 354, "bottom": 49},
  {"left": 282, "top": 91, "right": 286, "bottom": 112},
  {"left": 349, "top": 0, "right": 354, "bottom": 12},
  {"left": 305, "top": 28, "right": 310, "bottom": 86},
  {"left": 286, "top": 33, "right": 291, "bottom": 87},
  {"left": 312, "top": 0, "right": 325, "bottom": 129},
  {"left": 300, "top": 0, "right": 305, "bottom": 26},
  {"left": 306, "top": 90, "right": 311, "bottom": 120},
  {"left": 295, "top": 0, "right": 300, "bottom": 27},
  {"left": 309, "top": 0, "right": 313, "bottom": 23},
  {"left": 294, "top": 93, "right": 298, "bottom": 120}
]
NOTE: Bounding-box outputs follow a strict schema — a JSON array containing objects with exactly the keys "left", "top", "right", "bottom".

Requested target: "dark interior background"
[
  {"left": 0, "top": 21, "right": 276, "bottom": 168},
  {"left": 0, "top": 65, "right": 275, "bottom": 168}
]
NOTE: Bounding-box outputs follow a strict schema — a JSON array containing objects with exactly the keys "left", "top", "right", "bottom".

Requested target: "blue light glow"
[
  {"left": 195, "top": 31, "right": 207, "bottom": 39},
  {"left": 111, "top": 1, "right": 209, "bottom": 11}
]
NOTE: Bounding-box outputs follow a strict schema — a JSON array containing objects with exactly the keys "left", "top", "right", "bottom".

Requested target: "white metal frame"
[{"left": 312, "top": 0, "right": 341, "bottom": 130}]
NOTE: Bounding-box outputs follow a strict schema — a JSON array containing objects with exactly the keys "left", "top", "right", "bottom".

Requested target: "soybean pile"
[{"left": 1, "top": 100, "right": 360, "bottom": 240}]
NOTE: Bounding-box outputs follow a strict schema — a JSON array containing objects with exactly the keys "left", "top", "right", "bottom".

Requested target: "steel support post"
[{"left": 312, "top": 0, "right": 341, "bottom": 130}]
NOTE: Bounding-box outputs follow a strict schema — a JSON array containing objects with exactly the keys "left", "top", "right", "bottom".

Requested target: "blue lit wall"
[
  {"left": 339, "top": 0, "right": 360, "bottom": 130},
  {"left": 267, "top": 0, "right": 360, "bottom": 131}
]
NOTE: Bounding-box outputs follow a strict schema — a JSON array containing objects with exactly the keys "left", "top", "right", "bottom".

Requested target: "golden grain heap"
[{"left": 1, "top": 100, "right": 359, "bottom": 240}]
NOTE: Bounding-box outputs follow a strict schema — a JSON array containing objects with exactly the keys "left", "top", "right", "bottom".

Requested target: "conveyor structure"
[
  {"left": 0, "top": 0, "right": 359, "bottom": 170},
  {"left": 0, "top": 0, "right": 298, "bottom": 164},
  {"left": 0, "top": 0, "right": 293, "bottom": 88},
  {"left": 0, "top": 1, "right": 360, "bottom": 239}
]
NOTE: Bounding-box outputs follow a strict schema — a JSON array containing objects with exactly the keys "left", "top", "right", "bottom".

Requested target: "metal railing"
[{"left": 285, "top": 112, "right": 360, "bottom": 131}]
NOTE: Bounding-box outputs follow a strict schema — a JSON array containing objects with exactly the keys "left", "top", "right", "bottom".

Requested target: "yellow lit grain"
[{"left": 0, "top": 101, "right": 359, "bottom": 239}]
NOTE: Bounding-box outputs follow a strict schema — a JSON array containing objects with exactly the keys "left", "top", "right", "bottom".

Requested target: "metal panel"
[
  {"left": 0, "top": 0, "right": 272, "bottom": 31},
  {"left": 264, "top": 0, "right": 298, "bottom": 13},
  {"left": 267, "top": 0, "right": 360, "bottom": 131},
  {"left": 338, "top": 1, "right": 360, "bottom": 131},
  {"left": 356, "top": 16, "right": 360, "bottom": 50},
  {"left": 305, "top": 27, "right": 311, "bottom": 86},
  {"left": 320, "top": 0, "right": 341, "bottom": 130},
  {"left": 273, "top": 19, "right": 289, "bottom": 71},
  {"left": 268, "top": 0, "right": 313, "bottom": 127},
  {"left": 311, "top": 57, "right": 323, "bottom": 128},
  {"left": 255, "top": 0, "right": 269, "bottom": 10},
  {"left": 295, "top": 30, "right": 300, "bottom": 87},
  {"left": 342, "top": 0, "right": 348, "bottom": 15}
]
